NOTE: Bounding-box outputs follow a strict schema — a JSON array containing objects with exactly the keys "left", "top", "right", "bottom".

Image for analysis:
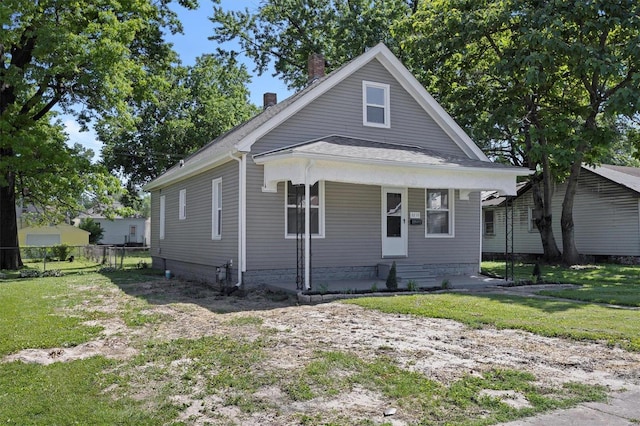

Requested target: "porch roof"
[{"left": 253, "top": 135, "right": 531, "bottom": 195}]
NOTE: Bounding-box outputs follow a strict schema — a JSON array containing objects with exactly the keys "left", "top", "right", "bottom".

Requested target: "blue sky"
[{"left": 63, "top": 0, "right": 293, "bottom": 160}]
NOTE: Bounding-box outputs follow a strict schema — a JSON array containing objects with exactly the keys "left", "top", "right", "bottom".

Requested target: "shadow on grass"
[
  {"left": 477, "top": 293, "right": 588, "bottom": 314},
  {"left": 99, "top": 268, "right": 296, "bottom": 314}
]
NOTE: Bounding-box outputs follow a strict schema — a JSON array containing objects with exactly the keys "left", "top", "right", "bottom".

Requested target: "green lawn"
[
  {"left": 482, "top": 261, "right": 640, "bottom": 307},
  {"left": 0, "top": 265, "right": 625, "bottom": 425},
  {"left": 347, "top": 293, "right": 640, "bottom": 351}
]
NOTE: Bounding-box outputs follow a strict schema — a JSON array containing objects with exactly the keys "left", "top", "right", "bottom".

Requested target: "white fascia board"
[
  {"left": 254, "top": 150, "right": 529, "bottom": 176},
  {"left": 258, "top": 156, "right": 530, "bottom": 195},
  {"left": 143, "top": 152, "right": 235, "bottom": 192}
]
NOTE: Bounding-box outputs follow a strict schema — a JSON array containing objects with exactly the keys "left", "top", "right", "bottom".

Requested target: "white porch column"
[{"left": 304, "top": 162, "right": 312, "bottom": 290}]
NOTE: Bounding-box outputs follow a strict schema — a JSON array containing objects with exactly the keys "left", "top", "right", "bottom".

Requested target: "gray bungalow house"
[
  {"left": 483, "top": 164, "right": 640, "bottom": 259},
  {"left": 144, "top": 43, "right": 529, "bottom": 290}
]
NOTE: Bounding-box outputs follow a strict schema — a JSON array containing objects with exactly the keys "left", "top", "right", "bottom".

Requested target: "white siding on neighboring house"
[
  {"left": 483, "top": 169, "right": 640, "bottom": 257},
  {"left": 93, "top": 217, "right": 149, "bottom": 245}
]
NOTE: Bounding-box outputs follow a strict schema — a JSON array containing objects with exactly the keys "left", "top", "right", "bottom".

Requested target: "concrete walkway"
[{"left": 498, "top": 388, "right": 640, "bottom": 425}]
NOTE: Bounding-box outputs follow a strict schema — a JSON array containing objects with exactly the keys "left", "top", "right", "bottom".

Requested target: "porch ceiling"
[{"left": 253, "top": 135, "right": 531, "bottom": 195}]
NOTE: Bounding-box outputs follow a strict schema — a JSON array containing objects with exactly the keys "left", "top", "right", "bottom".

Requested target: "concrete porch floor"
[{"left": 264, "top": 274, "right": 509, "bottom": 295}]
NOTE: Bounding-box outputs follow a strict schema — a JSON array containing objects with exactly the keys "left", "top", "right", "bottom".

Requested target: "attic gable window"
[{"left": 362, "top": 81, "right": 390, "bottom": 128}]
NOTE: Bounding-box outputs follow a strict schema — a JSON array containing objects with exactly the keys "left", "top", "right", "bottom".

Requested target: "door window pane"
[{"left": 386, "top": 192, "right": 402, "bottom": 237}]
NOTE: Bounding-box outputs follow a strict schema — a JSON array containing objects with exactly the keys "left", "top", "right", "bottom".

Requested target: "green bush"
[
  {"left": 78, "top": 218, "right": 104, "bottom": 244},
  {"left": 21, "top": 247, "right": 45, "bottom": 260},
  {"left": 385, "top": 261, "right": 398, "bottom": 290},
  {"left": 51, "top": 244, "right": 72, "bottom": 261}
]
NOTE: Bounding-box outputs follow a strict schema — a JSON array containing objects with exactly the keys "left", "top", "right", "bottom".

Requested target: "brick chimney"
[
  {"left": 307, "top": 53, "right": 325, "bottom": 83},
  {"left": 263, "top": 92, "right": 277, "bottom": 110}
]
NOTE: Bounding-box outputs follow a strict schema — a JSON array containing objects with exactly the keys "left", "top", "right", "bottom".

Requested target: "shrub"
[
  {"left": 19, "top": 270, "right": 41, "bottom": 278},
  {"left": 385, "top": 261, "right": 398, "bottom": 290},
  {"left": 78, "top": 217, "right": 104, "bottom": 244},
  {"left": 51, "top": 244, "right": 73, "bottom": 261}
]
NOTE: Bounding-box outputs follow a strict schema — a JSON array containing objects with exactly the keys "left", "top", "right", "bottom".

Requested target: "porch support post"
[{"left": 304, "top": 161, "right": 312, "bottom": 290}]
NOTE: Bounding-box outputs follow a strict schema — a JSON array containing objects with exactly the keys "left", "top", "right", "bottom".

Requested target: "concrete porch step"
[{"left": 377, "top": 263, "right": 437, "bottom": 287}]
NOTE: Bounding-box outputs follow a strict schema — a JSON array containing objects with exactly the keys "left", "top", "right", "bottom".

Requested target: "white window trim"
[
  {"left": 179, "top": 189, "right": 186, "bottom": 220},
  {"left": 212, "top": 178, "right": 222, "bottom": 240},
  {"left": 284, "top": 180, "right": 325, "bottom": 239},
  {"left": 528, "top": 206, "right": 537, "bottom": 233},
  {"left": 484, "top": 209, "right": 495, "bottom": 236},
  {"left": 159, "top": 195, "right": 166, "bottom": 240},
  {"left": 425, "top": 188, "right": 455, "bottom": 238},
  {"left": 362, "top": 80, "right": 390, "bottom": 128}
]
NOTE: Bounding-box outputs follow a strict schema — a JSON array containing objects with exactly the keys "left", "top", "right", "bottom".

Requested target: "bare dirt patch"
[{"left": 5, "top": 279, "right": 640, "bottom": 425}]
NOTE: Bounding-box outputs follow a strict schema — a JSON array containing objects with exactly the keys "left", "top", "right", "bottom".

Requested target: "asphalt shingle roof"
[{"left": 255, "top": 135, "right": 518, "bottom": 171}]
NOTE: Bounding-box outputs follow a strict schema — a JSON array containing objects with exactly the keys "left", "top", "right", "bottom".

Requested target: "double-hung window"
[
  {"left": 285, "top": 181, "right": 324, "bottom": 238},
  {"left": 484, "top": 210, "right": 495, "bottom": 236},
  {"left": 528, "top": 207, "right": 538, "bottom": 232},
  {"left": 362, "top": 81, "right": 390, "bottom": 128},
  {"left": 212, "top": 178, "right": 222, "bottom": 239},
  {"left": 425, "top": 189, "right": 454, "bottom": 237},
  {"left": 179, "top": 189, "right": 187, "bottom": 220}
]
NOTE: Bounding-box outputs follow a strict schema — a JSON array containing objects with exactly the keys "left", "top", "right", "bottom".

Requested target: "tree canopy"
[
  {"left": 98, "top": 53, "right": 259, "bottom": 188},
  {"left": 211, "top": 0, "right": 417, "bottom": 90},
  {"left": 400, "top": 0, "right": 640, "bottom": 263},
  {"left": 0, "top": 0, "right": 197, "bottom": 269}
]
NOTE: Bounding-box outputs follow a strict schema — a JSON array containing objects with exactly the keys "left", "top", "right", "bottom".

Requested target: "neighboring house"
[
  {"left": 18, "top": 223, "right": 89, "bottom": 247},
  {"left": 75, "top": 213, "right": 149, "bottom": 246},
  {"left": 483, "top": 164, "right": 640, "bottom": 258},
  {"left": 144, "top": 44, "right": 529, "bottom": 290}
]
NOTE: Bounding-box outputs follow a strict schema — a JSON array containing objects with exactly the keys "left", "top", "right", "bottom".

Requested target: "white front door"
[{"left": 382, "top": 187, "right": 408, "bottom": 257}]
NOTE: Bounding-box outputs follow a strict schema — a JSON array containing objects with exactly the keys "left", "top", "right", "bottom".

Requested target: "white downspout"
[
  {"left": 229, "top": 153, "right": 246, "bottom": 287},
  {"left": 304, "top": 160, "right": 313, "bottom": 290}
]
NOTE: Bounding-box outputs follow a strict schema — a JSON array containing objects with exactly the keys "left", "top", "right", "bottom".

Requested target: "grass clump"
[
  {"left": 0, "top": 278, "right": 103, "bottom": 356},
  {"left": 0, "top": 357, "right": 171, "bottom": 425}
]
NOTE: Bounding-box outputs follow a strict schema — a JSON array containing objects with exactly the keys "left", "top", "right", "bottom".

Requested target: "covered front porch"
[{"left": 252, "top": 135, "right": 530, "bottom": 291}]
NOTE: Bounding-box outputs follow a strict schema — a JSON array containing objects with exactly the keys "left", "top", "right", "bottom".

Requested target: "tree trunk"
[
  {"left": 560, "top": 160, "right": 582, "bottom": 265},
  {"left": 531, "top": 175, "right": 561, "bottom": 261},
  {"left": 0, "top": 168, "right": 23, "bottom": 270}
]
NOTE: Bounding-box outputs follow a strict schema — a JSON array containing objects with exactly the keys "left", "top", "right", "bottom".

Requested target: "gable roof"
[
  {"left": 144, "top": 43, "right": 489, "bottom": 191},
  {"left": 482, "top": 164, "right": 640, "bottom": 207},
  {"left": 585, "top": 164, "right": 640, "bottom": 194}
]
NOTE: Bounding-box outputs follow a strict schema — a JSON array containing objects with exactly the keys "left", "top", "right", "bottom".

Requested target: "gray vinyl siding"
[
  {"left": 246, "top": 159, "right": 481, "bottom": 270},
  {"left": 408, "top": 189, "right": 481, "bottom": 265},
  {"left": 483, "top": 170, "right": 640, "bottom": 256},
  {"left": 150, "top": 160, "right": 239, "bottom": 269},
  {"left": 251, "top": 59, "right": 466, "bottom": 157}
]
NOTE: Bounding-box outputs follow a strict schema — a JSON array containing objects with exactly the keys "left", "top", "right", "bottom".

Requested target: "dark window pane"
[
  {"left": 427, "top": 211, "right": 449, "bottom": 234},
  {"left": 387, "top": 216, "right": 401, "bottom": 237},
  {"left": 288, "top": 207, "right": 319, "bottom": 235},
  {"left": 386, "top": 193, "right": 401, "bottom": 214},
  {"left": 367, "top": 106, "right": 385, "bottom": 123}
]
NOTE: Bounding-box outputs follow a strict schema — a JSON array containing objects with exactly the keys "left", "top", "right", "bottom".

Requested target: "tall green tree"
[
  {"left": 400, "top": 0, "right": 640, "bottom": 264},
  {"left": 211, "top": 0, "right": 417, "bottom": 90},
  {"left": 0, "top": 0, "right": 196, "bottom": 269},
  {"left": 98, "top": 53, "right": 258, "bottom": 188}
]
